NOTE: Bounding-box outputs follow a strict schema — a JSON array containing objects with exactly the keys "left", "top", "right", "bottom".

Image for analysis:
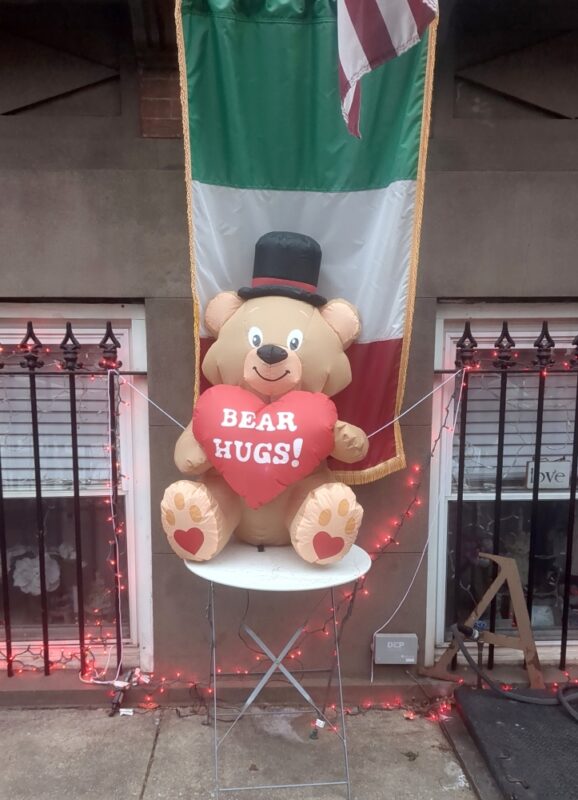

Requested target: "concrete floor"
[{"left": 0, "top": 706, "right": 475, "bottom": 800}]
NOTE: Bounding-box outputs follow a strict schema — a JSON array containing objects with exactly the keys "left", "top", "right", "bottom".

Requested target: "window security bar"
[
  {"left": 0, "top": 321, "right": 143, "bottom": 678},
  {"left": 437, "top": 321, "right": 578, "bottom": 671}
]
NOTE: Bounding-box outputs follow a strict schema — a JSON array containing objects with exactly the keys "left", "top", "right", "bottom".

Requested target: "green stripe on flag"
[{"left": 181, "top": 1, "right": 428, "bottom": 192}]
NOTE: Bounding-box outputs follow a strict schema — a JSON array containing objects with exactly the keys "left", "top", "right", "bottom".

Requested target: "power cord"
[{"left": 451, "top": 623, "right": 578, "bottom": 723}]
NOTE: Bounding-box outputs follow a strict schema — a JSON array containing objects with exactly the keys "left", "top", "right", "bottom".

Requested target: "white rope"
[
  {"left": 374, "top": 540, "right": 430, "bottom": 640},
  {"left": 112, "top": 371, "right": 186, "bottom": 430},
  {"left": 367, "top": 370, "right": 462, "bottom": 438},
  {"left": 115, "top": 369, "right": 462, "bottom": 440},
  {"left": 369, "top": 374, "right": 464, "bottom": 683}
]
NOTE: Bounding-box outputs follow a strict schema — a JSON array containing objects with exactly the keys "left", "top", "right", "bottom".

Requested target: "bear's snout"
[{"left": 257, "top": 344, "right": 288, "bottom": 365}]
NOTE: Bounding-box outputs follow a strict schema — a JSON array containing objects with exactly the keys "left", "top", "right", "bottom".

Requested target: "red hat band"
[{"left": 252, "top": 276, "right": 317, "bottom": 294}]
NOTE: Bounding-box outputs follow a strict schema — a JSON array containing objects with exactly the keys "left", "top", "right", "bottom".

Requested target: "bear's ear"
[
  {"left": 205, "top": 292, "right": 244, "bottom": 336},
  {"left": 320, "top": 299, "right": 361, "bottom": 349}
]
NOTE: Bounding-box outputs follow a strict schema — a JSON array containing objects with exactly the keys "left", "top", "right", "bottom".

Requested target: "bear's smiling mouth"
[{"left": 253, "top": 367, "right": 291, "bottom": 383}]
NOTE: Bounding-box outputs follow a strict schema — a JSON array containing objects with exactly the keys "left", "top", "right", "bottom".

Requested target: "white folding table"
[{"left": 186, "top": 541, "right": 371, "bottom": 799}]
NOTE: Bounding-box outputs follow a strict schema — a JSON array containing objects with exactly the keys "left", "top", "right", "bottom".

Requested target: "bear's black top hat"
[{"left": 238, "top": 231, "right": 327, "bottom": 307}]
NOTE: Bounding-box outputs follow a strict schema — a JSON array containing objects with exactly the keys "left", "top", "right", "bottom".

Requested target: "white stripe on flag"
[
  {"left": 192, "top": 180, "right": 416, "bottom": 343},
  {"left": 375, "top": 0, "right": 419, "bottom": 55},
  {"left": 337, "top": 0, "right": 370, "bottom": 86}
]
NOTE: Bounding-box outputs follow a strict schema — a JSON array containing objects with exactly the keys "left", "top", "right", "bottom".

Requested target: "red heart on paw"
[
  {"left": 313, "top": 531, "right": 345, "bottom": 560},
  {"left": 173, "top": 527, "right": 204, "bottom": 555},
  {"left": 193, "top": 386, "right": 337, "bottom": 509}
]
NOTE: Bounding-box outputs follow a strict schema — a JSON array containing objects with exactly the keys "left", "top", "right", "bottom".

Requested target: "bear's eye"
[
  {"left": 287, "top": 329, "right": 304, "bottom": 351},
  {"left": 248, "top": 326, "right": 263, "bottom": 348}
]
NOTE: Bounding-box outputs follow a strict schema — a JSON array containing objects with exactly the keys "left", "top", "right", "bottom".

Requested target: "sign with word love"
[
  {"left": 193, "top": 386, "right": 338, "bottom": 508},
  {"left": 525, "top": 460, "right": 571, "bottom": 490}
]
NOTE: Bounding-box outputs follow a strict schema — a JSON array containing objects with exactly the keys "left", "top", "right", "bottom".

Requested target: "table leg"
[
  {"left": 331, "top": 587, "right": 352, "bottom": 800},
  {"left": 217, "top": 626, "right": 304, "bottom": 748},
  {"left": 242, "top": 625, "right": 343, "bottom": 737},
  {"left": 204, "top": 585, "right": 352, "bottom": 798},
  {"left": 208, "top": 581, "right": 219, "bottom": 798}
]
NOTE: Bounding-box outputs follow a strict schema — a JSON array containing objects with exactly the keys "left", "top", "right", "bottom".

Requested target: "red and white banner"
[{"left": 338, "top": 0, "right": 438, "bottom": 136}]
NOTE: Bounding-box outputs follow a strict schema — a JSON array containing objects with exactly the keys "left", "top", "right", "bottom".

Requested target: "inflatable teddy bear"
[{"left": 161, "top": 231, "right": 369, "bottom": 565}]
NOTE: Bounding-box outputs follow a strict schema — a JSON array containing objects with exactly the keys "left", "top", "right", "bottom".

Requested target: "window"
[
  {"left": 429, "top": 304, "right": 578, "bottom": 662},
  {"left": 0, "top": 304, "right": 152, "bottom": 671}
]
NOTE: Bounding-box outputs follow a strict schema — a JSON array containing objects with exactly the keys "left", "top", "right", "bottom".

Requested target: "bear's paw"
[
  {"left": 289, "top": 483, "right": 363, "bottom": 565},
  {"left": 161, "top": 480, "right": 232, "bottom": 562}
]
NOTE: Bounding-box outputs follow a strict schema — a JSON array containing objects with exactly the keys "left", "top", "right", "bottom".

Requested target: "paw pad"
[
  {"left": 338, "top": 499, "right": 350, "bottom": 517},
  {"left": 173, "top": 526, "right": 204, "bottom": 555},
  {"left": 345, "top": 516, "right": 357, "bottom": 534},
  {"left": 189, "top": 504, "right": 202, "bottom": 523},
  {"left": 313, "top": 530, "right": 345, "bottom": 560},
  {"left": 319, "top": 501, "right": 351, "bottom": 526}
]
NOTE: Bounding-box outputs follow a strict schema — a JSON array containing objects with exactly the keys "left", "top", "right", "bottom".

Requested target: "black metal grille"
[
  {"left": 0, "top": 321, "right": 143, "bottom": 678},
  {"left": 444, "top": 321, "right": 578, "bottom": 670}
]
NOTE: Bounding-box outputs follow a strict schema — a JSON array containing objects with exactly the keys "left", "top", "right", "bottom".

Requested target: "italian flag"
[{"left": 176, "top": 0, "right": 436, "bottom": 483}]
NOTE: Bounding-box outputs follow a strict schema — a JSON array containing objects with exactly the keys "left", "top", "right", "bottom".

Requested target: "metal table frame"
[{"left": 206, "top": 581, "right": 352, "bottom": 798}]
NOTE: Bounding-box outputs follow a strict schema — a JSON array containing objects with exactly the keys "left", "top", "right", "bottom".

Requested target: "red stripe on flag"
[
  {"left": 406, "top": 0, "right": 437, "bottom": 35},
  {"left": 329, "top": 338, "right": 403, "bottom": 471},
  {"left": 343, "top": 0, "right": 397, "bottom": 69}
]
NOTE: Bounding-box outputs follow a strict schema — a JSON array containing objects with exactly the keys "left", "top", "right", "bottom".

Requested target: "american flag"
[{"left": 338, "top": 0, "right": 438, "bottom": 137}]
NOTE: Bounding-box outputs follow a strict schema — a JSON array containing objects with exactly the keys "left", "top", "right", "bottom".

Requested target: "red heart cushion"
[{"left": 193, "top": 386, "right": 337, "bottom": 508}]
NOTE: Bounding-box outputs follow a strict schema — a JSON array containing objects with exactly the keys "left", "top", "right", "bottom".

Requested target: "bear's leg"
[
  {"left": 161, "top": 477, "right": 241, "bottom": 562},
  {"left": 288, "top": 482, "right": 363, "bottom": 565}
]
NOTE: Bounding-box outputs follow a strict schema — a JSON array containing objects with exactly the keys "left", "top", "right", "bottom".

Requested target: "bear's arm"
[
  {"left": 174, "top": 422, "right": 212, "bottom": 475},
  {"left": 331, "top": 420, "right": 369, "bottom": 464}
]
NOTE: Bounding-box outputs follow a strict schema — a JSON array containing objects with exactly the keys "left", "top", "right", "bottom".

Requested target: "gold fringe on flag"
[{"left": 175, "top": 0, "right": 202, "bottom": 404}]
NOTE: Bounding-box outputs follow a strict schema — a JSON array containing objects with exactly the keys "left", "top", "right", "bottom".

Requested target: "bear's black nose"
[{"left": 257, "top": 344, "right": 288, "bottom": 365}]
